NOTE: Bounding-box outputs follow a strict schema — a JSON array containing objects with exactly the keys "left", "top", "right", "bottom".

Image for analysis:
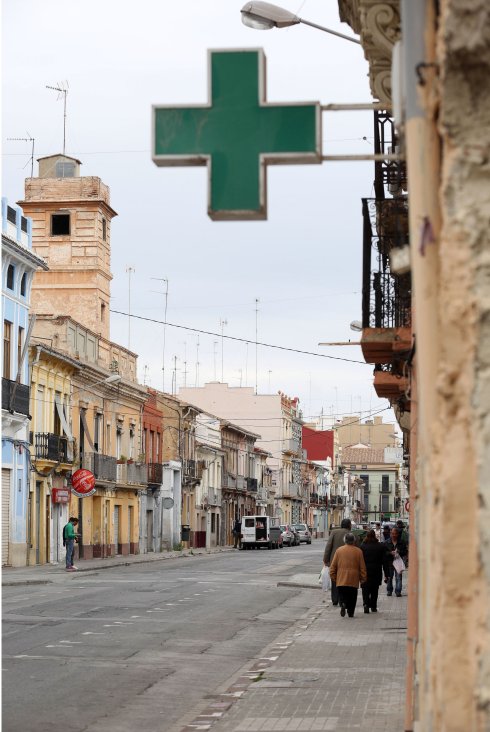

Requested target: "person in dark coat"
[
  {"left": 385, "top": 527, "right": 408, "bottom": 597},
  {"left": 323, "top": 518, "right": 351, "bottom": 606},
  {"left": 360, "top": 529, "right": 389, "bottom": 612},
  {"left": 232, "top": 517, "right": 242, "bottom": 549}
]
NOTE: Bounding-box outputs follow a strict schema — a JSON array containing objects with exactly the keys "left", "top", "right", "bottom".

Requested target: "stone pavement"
[
  {"left": 1, "top": 545, "right": 235, "bottom": 585},
  {"left": 179, "top": 586, "right": 407, "bottom": 732}
]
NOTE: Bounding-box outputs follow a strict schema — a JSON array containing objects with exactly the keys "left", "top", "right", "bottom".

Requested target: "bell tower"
[{"left": 19, "top": 154, "right": 117, "bottom": 340}]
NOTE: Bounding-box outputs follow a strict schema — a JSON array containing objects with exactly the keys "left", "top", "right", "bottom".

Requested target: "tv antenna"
[
  {"left": 7, "top": 134, "right": 35, "bottom": 178},
  {"left": 46, "top": 81, "right": 69, "bottom": 155}
]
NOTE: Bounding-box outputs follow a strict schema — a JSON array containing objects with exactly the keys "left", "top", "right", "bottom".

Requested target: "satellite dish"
[{"left": 162, "top": 497, "right": 174, "bottom": 509}]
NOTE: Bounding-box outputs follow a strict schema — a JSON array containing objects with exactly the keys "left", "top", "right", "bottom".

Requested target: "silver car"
[{"left": 293, "top": 523, "right": 312, "bottom": 544}]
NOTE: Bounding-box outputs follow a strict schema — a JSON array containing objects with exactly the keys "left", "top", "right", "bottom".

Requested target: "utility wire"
[{"left": 110, "top": 309, "right": 368, "bottom": 365}]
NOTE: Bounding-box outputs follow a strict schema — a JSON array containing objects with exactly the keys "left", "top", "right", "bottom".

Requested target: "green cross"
[{"left": 152, "top": 49, "right": 321, "bottom": 220}]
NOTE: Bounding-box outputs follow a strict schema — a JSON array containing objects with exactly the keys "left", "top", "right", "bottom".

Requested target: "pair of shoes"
[
  {"left": 387, "top": 593, "right": 392, "bottom": 597},
  {"left": 363, "top": 605, "right": 370, "bottom": 614},
  {"left": 332, "top": 603, "right": 338, "bottom": 607},
  {"left": 71, "top": 565, "right": 78, "bottom": 570},
  {"left": 396, "top": 593, "right": 402, "bottom": 597},
  {"left": 348, "top": 614, "right": 354, "bottom": 618},
  {"left": 340, "top": 604, "right": 346, "bottom": 617},
  {"left": 371, "top": 608, "right": 378, "bottom": 612},
  {"left": 66, "top": 567, "right": 75, "bottom": 572}
]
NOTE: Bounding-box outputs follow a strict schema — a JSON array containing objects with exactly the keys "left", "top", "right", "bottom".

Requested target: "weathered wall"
[{"left": 423, "top": 1, "right": 490, "bottom": 729}]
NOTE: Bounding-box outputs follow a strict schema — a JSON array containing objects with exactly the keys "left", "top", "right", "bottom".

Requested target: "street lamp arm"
[{"left": 298, "top": 17, "right": 361, "bottom": 44}]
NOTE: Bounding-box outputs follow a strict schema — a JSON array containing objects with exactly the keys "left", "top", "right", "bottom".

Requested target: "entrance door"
[
  {"left": 114, "top": 505, "right": 120, "bottom": 554},
  {"left": 78, "top": 497, "right": 84, "bottom": 559},
  {"left": 128, "top": 505, "right": 133, "bottom": 553},
  {"left": 53, "top": 504, "right": 60, "bottom": 563},
  {"left": 147, "top": 510, "right": 153, "bottom": 552},
  {"left": 35, "top": 482, "right": 41, "bottom": 564},
  {"left": 45, "top": 496, "right": 50, "bottom": 563},
  {"left": 2, "top": 469, "right": 11, "bottom": 565}
]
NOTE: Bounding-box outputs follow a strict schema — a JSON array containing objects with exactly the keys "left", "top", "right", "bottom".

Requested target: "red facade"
[
  {"left": 302, "top": 426, "right": 334, "bottom": 462},
  {"left": 143, "top": 389, "right": 163, "bottom": 463}
]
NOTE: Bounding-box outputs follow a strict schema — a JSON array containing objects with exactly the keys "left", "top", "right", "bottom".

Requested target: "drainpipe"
[{"left": 401, "top": 0, "right": 440, "bottom": 728}]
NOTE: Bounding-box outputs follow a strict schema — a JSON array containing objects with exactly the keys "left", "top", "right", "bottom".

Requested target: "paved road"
[{"left": 3, "top": 543, "right": 322, "bottom": 732}]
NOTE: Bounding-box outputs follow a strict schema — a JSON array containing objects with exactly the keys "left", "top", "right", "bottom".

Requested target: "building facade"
[{"left": 1, "top": 198, "right": 48, "bottom": 566}]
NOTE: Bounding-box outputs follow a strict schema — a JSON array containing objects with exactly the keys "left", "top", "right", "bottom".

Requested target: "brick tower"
[{"left": 18, "top": 154, "right": 117, "bottom": 340}]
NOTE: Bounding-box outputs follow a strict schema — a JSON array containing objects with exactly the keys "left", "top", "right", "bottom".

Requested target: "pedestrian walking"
[
  {"left": 374, "top": 522, "right": 381, "bottom": 541},
  {"left": 323, "top": 518, "right": 352, "bottom": 606},
  {"left": 329, "top": 532, "right": 367, "bottom": 618},
  {"left": 381, "top": 524, "right": 391, "bottom": 542},
  {"left": 360, "top": 529, "right": 389, "bottom": 613},
  {"left": 232, "top": 517, "right": 242, "bottom": 549},
  {"left": 396, "top": 519, "right": 409, "bottom": 546},
  {"left": 385, "top": 527, "right": 408, "bottom": 597},
  {"left": 63, "top": 517, "right": 80, "bottom": 571}
]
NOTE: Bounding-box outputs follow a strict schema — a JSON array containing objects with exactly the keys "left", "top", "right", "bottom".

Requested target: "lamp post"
[{"left": 240, "top": 1, "right": 361, "bottom": 44}]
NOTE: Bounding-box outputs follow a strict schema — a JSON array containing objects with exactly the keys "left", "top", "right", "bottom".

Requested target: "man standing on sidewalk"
[
  {"left": 385, "top": 527, "right": 408, "bottom": 597},
  {"left": 323, "top": 518, "right": 351, "bottom": 606},
  {"left": 63, "top": 517, "right": 79, "bottom": 571},
  {"left": 329, "top": 532, "right": 367, "bottom": 618}
]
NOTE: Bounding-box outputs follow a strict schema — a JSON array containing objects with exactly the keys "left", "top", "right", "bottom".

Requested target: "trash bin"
[{"left": 181, "top": 524, "right": 190, "bottom": 542}]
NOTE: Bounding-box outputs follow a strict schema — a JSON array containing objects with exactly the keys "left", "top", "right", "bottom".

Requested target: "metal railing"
[
  {"left": 33, "top": 433, "right": 69, "bottom": 463},
  {"left": 127, "top": 461, "right": 147, "bottom": 484},
  {"left": 246, "top": 477, "right": 258, "bottom": 492},
  {"left": 282, "top": 438, "right": 301, "bottom": 455},
  {"left": 82, "top": 452, "right": 117, "bottom": 482},
  {"left": 224, "top": 474, "right": 237, "bottom": 489},
  {"left": 148, "top": 463, "right": 163, "bottom": 485},
  {"left": 362, "top": 197, "right": 411, "bottom": 330},
  {"left": 2, "top": 378, "right": 30, "bottom": 416}
]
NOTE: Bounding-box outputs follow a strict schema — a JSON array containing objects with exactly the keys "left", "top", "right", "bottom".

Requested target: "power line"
[{"left": 110, "top": 309, "right": 368, "bottom": 365}]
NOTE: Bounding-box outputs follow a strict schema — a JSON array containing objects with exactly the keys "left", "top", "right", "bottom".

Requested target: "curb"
[
  {"left": 1, "top": 546, "right": 235, "bottom": 585},
  {"left": 277, "top": 581, "right": 320, "bottom": 590}
]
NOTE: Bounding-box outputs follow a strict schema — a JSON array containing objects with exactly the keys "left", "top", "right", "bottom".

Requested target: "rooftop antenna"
[
  {"left": 195, "top": 336, "right": 200, "bottom": 387},
  {"left": 255, "top": 298, "right": 260, "bottom": 395},
  {"left": 219, "top": 318, "right": 228, "bottom": 382},
  {"left": 126, "top": 266, "right": 135, "bottom": 350},
  {"left": 213, "top": 340, "right": 218, "bottom": 381},
  {"left": 7, "top": 134, "right": 35, "bottom": 178},
  {"left": 183, "top": 341, "right": 188, "bottom": 388},
  {"left": 46, "top": 81, "right": 69, "bottom": 155},
  {"left": 151, "top": 277, "right": 169, "bottom": 392},
  {"left": 143, "top": 364, "right": 150, "bottom": 385}
]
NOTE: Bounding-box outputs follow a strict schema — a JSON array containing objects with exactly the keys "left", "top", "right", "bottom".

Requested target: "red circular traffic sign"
[
  {"left": 405, "top": 499, "right": 410, "bottom": 513},
  {"left": 71, "top": 469, "right": 96, "bottom": 498}
]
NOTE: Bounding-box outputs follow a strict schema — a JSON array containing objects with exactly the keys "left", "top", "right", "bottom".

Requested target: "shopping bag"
[
  {"left": 320, "top": 566, "right": 331, "bottom": 592},
  {"left": 393, "top": 555, "right": 406, "bottom": 573}
]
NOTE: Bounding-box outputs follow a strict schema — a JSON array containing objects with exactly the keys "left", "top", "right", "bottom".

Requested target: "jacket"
[
  {"left": 385, "top": 539, "right": 408, "bottom": 569},
  {"left": 361, "top": 540, "right": 389, "bottom": 585},
  {"left": 329, "top": 544, "right": 367, "bottom": 588},
  {"left": 323, "top": 527, "right": 349, "bottom": 566}
]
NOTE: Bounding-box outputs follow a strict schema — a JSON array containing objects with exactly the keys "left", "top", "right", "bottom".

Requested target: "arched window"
[
  {"left": 6, "top": 265, "right": 14, "bottom": 290},
  {"left": 20, "top": 273, "right": 27, "bottom": 296}
]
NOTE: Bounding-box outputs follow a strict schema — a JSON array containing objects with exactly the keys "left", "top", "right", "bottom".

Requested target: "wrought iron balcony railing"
[
  {"left": 362, "top": 197, "right": 411, "bottom": 330},
  {"left": 82, "top": 452, "right": 117, "bottom": 482},
  {"left": 246, "top": 477, "right": 258, "bottom": 492},
  {"left": 33, "top": 433, "right": 70, "bottom": 463}
]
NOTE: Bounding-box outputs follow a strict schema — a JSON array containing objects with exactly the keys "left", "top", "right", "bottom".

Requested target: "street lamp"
[{"left": 240, "top": 2, "right": 361, "bottom": 44}]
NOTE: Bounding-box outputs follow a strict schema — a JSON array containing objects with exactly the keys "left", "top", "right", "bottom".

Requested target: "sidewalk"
[
  {"left": 179, "top": 584, "right": 407, "bottom": 732},
  {"left": 1, "top": 546, "right": 235, "bottom": 585}
]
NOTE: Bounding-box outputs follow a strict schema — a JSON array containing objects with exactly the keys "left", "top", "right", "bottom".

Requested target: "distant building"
[
  {"left": 1, "top": 198, "right": 47, "bottom": 566},
  {"left": 340, "top": 445, "right": 402, "bottom": 523}
]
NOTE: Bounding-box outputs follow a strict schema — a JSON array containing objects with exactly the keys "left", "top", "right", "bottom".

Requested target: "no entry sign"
[{"left": 71, "top": 469, "right": 96, "bottom": 498}]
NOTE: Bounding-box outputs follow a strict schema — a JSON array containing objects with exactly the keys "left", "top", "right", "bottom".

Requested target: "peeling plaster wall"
[{"left": 428, "top": 1, "right": 490, "bottom": 729}]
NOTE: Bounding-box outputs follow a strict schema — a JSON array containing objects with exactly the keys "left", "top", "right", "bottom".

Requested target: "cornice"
[{"left": 338, "top": 0, "right": 401, "bottom": 105}]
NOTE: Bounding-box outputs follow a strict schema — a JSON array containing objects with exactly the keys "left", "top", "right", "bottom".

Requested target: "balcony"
[
  {"left": 246, "top": 477, "right": 258, "bottom": 492},
  {"left": 374, "top": 367, "right": 409, "bottom": 400},
  {"left": 236, "top": 475, "right": 246, "bottom": 491},
  {"left": 127, "top": 461, "right": 147, "bottom": 485},
  {"left": 282, "top": 438, "right": 301, "bottom": 455},
  {"left": 207, "top": 488, "right": 221, "bottom": 506},
  {"left": 361, "top": 197, "right": 412, "bottom": 365},
  {"left": 34, "top": 433, "right": 70, "bottom": 463},
  {"left": 224, "top": 474, "right": 237, "bottom": 490},
  {"left": 310, "top": 492, "right": 320, "bottom": 504},
  {"left": 282, "top": 482, "right": 300, "bottom": 498},
  {"left": 148, "top": 462, "right": 163, "bottom": 485},
  {"left": 2, "top": 378, "right": 30, "bottom": 416},
  {"left": 82, "top": 452, "right": 117, "bottom": 482}
]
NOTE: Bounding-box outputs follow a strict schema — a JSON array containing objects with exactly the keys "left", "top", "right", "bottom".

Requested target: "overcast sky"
[{"left": 3, "top": 0, "right": 396, "bottom": 430}]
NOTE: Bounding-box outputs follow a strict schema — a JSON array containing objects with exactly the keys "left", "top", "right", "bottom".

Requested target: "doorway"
[
  {"left": 147, "top": 510, "right": 153, "bottom": 552},
  {"left": 35, "top": 482, "right": 41, "bottom": 564}
]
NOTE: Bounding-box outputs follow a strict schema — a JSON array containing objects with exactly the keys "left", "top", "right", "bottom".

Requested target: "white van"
[{"left": 241, "top": 515, "right": 283, "bottom": 550}]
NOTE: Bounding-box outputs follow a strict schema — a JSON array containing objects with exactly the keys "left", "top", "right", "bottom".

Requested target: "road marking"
[
  {"left": 59, "top": 640, "right": 82, "bottom": 644},
  {"left": 82, "top": 631, "right": 105, "bottom": 635}
]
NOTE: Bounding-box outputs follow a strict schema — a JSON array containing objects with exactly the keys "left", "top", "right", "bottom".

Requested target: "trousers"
[
  {"left": 387, "top": 568, "right": 403, "bottom": 595},
  {"left": 65, "top": 539, "right": 75, "bottom": 568},
  {"left": 331, "top": 580, "right": 339, "bottom": 605},
  {"left": 338, "top": 586, "right": 358, "bottom": 617},
  {"left": 362, "top": 580, "right": 379, "bottom": 610}
]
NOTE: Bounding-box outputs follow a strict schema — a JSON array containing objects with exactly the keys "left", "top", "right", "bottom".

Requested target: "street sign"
[
  {"left": 71, "top": 469, "right": 96, "bottom": 498},
  {"left": 153, "top": 49, "right": 321, "bottom": 220},
  {"left": 52, "top": 488, "right": 70, "bottom": 504}
]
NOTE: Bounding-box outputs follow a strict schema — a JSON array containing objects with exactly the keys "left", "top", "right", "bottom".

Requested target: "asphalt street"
[{"left": 3, "top": 543, "right": 322, "bottom": 732}]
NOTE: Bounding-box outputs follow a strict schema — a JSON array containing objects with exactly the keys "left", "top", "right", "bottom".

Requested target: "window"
[
  {"left": 106, "top": 423, "right": 111, "bottom": 454},
  {"left": 101, "top": 303, "right": 106, "bottom": 322},
  {"left": 6, "top": 265, "right": 14, "bottom": 290},
  {"left": 360, "top": 474, "right": 369, "bottom": 492},
  {"left": 381, "top": 494, "right": 390, "bottom": 512},
  {"left": 3, "top": 321, "right": 12, "bottom": 378},
  {"left": 55, "top": 161, "right": 75, "bottom": 178},
  {"left": 116, "top": 429, "right": 122, "bottom": 459},
  {"left": 381, "top": 475, "right": 390, "bottom": 493},
  {"left": 20, "top": 273, "right": 27, "bottom": 296},
  {"left": 102, "top": 218, "right": 107, "bottom": 240},
  {"left": 364, "top": 494, "right": 369, "bottom": 511},
  {"left": 51, "top": 214, "right": 70, "bottom": 236},
  {"left": 211, "top": 513, "right": 216, "bottom": 533},
  {"left": 17, "top": 327, "right": 24, "bottom": 374},
  {"left": 94, "top": 413, "right": 102, "bottom": 453},
  {"left": 129, "top": 428, "right": 134, "bottom": 460},
  {"left": 54, "top": 391, "right": 62, "bottom": 435}
]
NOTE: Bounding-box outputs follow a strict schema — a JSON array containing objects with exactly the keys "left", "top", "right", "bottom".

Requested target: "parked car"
[
  {"left": 280, "top": 524, "right": 295, "bottom": 546},
  {"left": 293, "top": 523, "right": 312, "bottom": 544}
]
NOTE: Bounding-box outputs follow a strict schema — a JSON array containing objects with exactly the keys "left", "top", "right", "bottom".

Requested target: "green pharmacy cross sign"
[{"left": 152, "top": 49, "right": 322, "bottom": 220}]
